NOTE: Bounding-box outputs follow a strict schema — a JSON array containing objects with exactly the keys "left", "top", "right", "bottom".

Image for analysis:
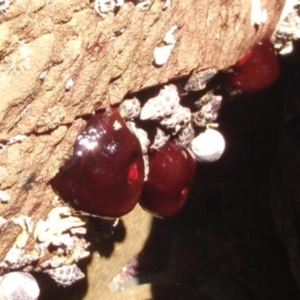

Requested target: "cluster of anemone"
[
  {"left": 50, "top": 36, "right": 281, "bottom": 220},
  {"left": 50, "top": 86, "right": 225, "bottom": 219}
]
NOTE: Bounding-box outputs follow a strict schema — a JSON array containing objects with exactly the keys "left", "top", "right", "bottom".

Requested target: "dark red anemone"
[
  {"left": 225, "top": 39, "right": 280, "bottom": 94},
  {"left": 51, "top": 109, "right": 144, "bottom": 218},
  {"left": 139, "top": 141, "right": 196, "bottom": 218}
]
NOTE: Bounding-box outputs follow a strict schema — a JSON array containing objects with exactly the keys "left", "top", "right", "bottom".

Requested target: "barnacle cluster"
[
  {"left": 119, "top": 84, "right": 225, "bottom": 173},
  {"left": 0, "top": 207, "right": 89, "bottom": 286},
  {"left": 35, "top": 106, "right": 67, "bottom": 132}
]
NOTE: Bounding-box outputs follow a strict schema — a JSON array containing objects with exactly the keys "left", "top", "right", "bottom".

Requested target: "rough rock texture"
[{"left": 0, "top": 0, "right": 285, "bottom": 297}]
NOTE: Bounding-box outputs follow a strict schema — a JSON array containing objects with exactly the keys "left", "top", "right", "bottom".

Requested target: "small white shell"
[
  {"left": 0, "top": 190, "right": 11, "bottom": 203},
  {"left": 190, "top": 128, "right": 225, "bottom": 162},
  {"left": 65, "top": 78, "right": 74, "bottom": 91},
  {"left": 153, "top": 44, "right": 174, "bottom": 66},
  {"left": 44, "top": 264, "right": 85, "bottom": 286},
  {"left": 0, "top": 272, "right": 40, "bottom": 300}
]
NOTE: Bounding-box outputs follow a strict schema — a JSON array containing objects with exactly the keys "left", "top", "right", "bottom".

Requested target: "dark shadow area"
[
  {"left": 135, "top": 45, "right": 300, "bottom": 300},
  {"left": 86, "top": 217, "right": 127, "bottom": 257}
]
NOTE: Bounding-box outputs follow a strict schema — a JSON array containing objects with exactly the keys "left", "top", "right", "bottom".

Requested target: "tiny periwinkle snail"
[
  {"left": 139, "top": 141, "right": 196, "bottom": 218},
  {"left": 51, "top": 108, "right": 144, "bottom": 218}
]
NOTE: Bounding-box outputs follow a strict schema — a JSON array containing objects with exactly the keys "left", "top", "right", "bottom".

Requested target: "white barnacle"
[
  {"left": 36, "top": 106, "right": 66, "bottom": 131},
  {"left": 34, "top": 206, "right": 87, "bottom": 254},
  {"left": 251, "top": 0, "right": 268, "bottom": 26},
  {"left": 150, "top": 127, "right": 170, "bottom": 151},
  {"left": 190, "top": 127, "right": 225, "bottom": 163},
  {"left": 0, "top": 0, "right": 10, "bottom": 13},
  {"left": 0, "top": 272, "right": 40, "bottom": 300},
  {"left": 140, "top": 84, "right": 180, "bottom": 120},
  {"left": 160, "top": 105, "right": 191, "bottom": 133},
  {"left": 5, "top": 41, "right": 31, "bottom": 74},
  {"left": 0, "top": 190, "right": 11, "bottom": 203},
  {"left": 7, "top": 134, "right": 27, "bottom": 145},
  {"left": 118, "top": 97, "right": 141, "bottom": 120},
  {"left": 65, "top": 78, "right": 74, "bottom": 91},
  {"left": 44, "top": 264, "right": 85, "bottom": 286}
]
